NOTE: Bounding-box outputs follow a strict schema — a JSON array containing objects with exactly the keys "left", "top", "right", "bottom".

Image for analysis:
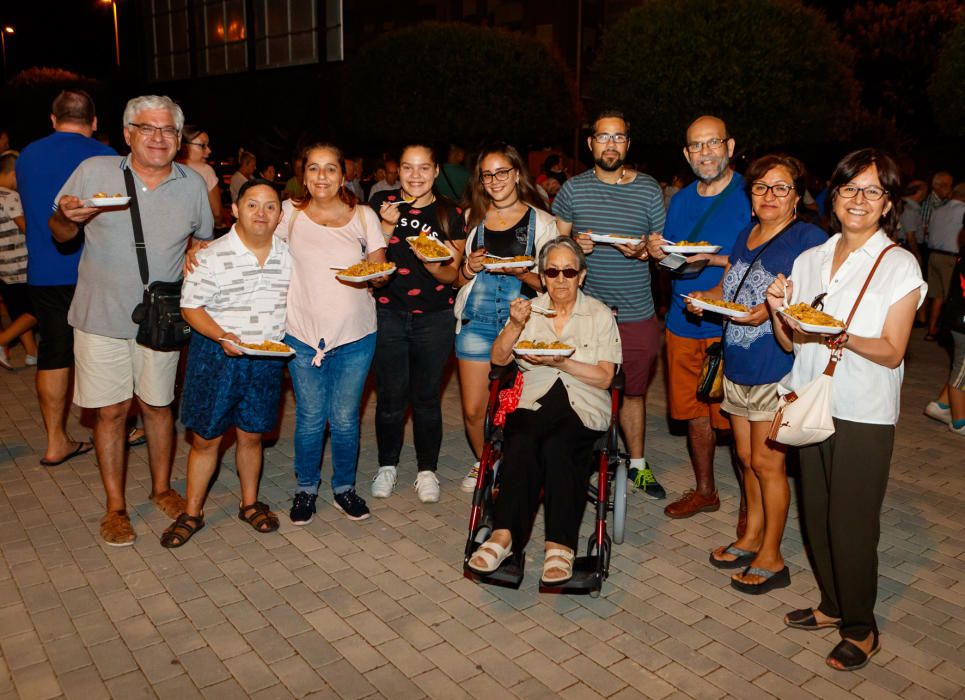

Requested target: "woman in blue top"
[{"left": 687, "top": 154, "right": 826, "bottom": 594}]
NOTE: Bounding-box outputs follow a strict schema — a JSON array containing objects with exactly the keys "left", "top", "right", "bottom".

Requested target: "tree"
[
  {"left": 843, "top": 1, "right": 962, "bottom": 140},
  {"left": 340, "top": 23, "right": 577, "bottom": 150},
  {"left": 930, "top": 19, "right": 965, "bottom": 139},
  {"left": 592, "top": 0, "right": 860, "bottom": 149}
]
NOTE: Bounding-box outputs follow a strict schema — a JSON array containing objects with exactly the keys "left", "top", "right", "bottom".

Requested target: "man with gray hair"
[{"left": 49, "top": 95, "right": 214, "bottom": 546}]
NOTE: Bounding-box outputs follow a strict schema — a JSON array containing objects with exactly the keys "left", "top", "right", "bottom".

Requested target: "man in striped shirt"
[{"left": 554, "top": 109, "right": 668, "bottom": 500}]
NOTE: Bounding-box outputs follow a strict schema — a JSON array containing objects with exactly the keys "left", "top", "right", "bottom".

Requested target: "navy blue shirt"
[
  {"left": 665, "top": 173, "right": 752, "bottom": 338},
  {"left": 721, "top": 220, "right": 827, "bottom": 385},
  {"left": 16, "top": 131, "right": 115, "bottom": 286}
]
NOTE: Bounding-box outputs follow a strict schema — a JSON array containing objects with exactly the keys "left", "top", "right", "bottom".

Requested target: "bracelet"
[{"left": 462, "top": 263, "right": 476, "bottom": 279}]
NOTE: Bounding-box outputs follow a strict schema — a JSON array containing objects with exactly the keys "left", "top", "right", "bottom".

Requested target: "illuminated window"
[
  {"left": 199, "top": 0, "right": 248, "bottom": 75},
  {"left": 149, "top": 0, "right": 191, "bottom": 81}
]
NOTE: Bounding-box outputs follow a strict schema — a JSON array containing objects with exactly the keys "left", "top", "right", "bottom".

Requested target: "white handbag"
[
  {"left": 769, "top": 360, "right": 836, "bottom": 446},
  {"left": 768, "top": 243, "right": 898, "bottom": 447}
]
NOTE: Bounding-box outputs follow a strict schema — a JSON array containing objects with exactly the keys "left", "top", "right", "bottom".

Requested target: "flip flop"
[
  {"left": 127, "top": 428, "right": 146, "bottom": 447},
  {"left": 709, "top": 543, "right": 757, "bottom": 569},
  {"left": 40, "top": 441, "right": 94, "bottom": 467},
  {"left": 730, "top": 565, "right": 791, "bottom": 595}
]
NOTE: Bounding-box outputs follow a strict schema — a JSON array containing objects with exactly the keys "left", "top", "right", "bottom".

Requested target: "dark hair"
[
  {"left": 828, "top": 148, "right": 901, "bottom": 237},
  {"left": 398, "top": 143, "right": 458, "bottom": 240},
  {"left": 178, "top": 125, "right": 207, "bottom": 161},
  {"left": 466, "top": 142, "right": 547, "bottom": 231},
  {"left": 292, "top": 142, "right": 357, "bottom": 210},
  {"left": 236, "top": 178, "right": 281, "bottom": 204},
  {"left": 52, "top": 89, "right": 96, "bottom": 125},
  {"left": 592, "top": 109, "right": 629, "bottom": 135},
  {"left": 541, "top": 154, "right": 561, "bottom": 174},
  {"left": 744, "top": 153, "right": 807, "bottom": 199}
]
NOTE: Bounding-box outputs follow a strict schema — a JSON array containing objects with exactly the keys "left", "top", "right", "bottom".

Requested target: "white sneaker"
[
  {"left": 0, "top": 347, "right": 11, "bottom": 371},
  {"left": 24, "top": 355, "right": 37, "bottom": 367},
  {"left": 924, "top": 401, "right": 952, "bottom": 424},
  {"left": 414, "top": 470, "right": 440, "bottom": 503},
  {"left": 460, "top": 461, "right": 480, "bottom": 493},
  {"left": 951, "top": 423, "right": 965, "bottom": 436},
  {"left": 371, "top": 466, "right": 397, "bottom": 498}
]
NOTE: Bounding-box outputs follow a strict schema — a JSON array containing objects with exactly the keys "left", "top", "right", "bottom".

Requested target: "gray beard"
[{"left": 691, "top": 156, "right": 730, "bottom": 184}]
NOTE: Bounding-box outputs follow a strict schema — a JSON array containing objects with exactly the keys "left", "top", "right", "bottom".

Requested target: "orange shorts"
[{"left": 665, "top": 330, "right": 730, "bottom": 430}]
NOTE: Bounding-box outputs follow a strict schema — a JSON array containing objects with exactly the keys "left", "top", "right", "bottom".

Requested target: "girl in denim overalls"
[{"left": 453, "top": 143, "right": 557, "bottom": 491}]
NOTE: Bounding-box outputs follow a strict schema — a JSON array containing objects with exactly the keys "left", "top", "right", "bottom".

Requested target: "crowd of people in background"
[{"left": 0, "top": 89, "right": 962, "bottom": 675}]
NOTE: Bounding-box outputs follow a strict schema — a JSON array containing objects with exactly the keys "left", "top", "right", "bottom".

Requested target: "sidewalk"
[{"left": 0, "top": 329, "right": 962, "bottom": 699}]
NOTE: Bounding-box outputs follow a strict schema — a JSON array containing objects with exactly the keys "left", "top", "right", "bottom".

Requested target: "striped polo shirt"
[
  {"left": 181, "top": 227, "right": 292, "bottom": 344},
  {"left": 553, "top": 169, "right": 665, "bottom": 322}
]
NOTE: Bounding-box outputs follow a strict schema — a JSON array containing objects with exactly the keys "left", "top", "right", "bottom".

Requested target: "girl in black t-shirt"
[{"left": 369, "top": 144, "right": 467, "bottom": 503}]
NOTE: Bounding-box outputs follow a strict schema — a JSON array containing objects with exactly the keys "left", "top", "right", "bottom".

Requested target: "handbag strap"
[
  {"left": 123, "top": 167, "right": 150, "bottom": 291},
  {"left": 721, "top": 218, "right": 794, "bottom": 333},
  {"left": 823, "top": 242, "right": 899, "bottom": 376}
]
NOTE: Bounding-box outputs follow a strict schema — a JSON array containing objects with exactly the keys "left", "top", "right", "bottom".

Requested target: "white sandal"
[
  {"left": 541, "top": 548, "right": 575, "bottom": 585},
  {"left": 468, "top": 539, "right": 513, "bottom": 573}
]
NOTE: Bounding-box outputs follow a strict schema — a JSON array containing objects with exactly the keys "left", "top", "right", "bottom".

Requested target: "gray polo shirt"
[{"left": 58, "top": 155, "right": 214, "bottom": 338}]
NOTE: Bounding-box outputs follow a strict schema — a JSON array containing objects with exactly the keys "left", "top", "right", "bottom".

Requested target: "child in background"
[{"left": 0, "top": 151, "right": 38, "bottom": 369}]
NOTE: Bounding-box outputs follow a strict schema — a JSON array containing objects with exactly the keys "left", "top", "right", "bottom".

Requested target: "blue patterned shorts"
[{"left": 180, "top": 334, "right": 286, "bottom": 439}]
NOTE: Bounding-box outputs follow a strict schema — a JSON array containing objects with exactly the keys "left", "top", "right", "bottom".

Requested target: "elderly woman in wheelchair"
[{"left": 466, "top": 237, "right": 622, "bottom": 586}]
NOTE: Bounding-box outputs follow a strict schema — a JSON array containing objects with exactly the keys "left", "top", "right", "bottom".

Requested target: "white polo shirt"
[
  {"left": 181, "top": 226, "right": 292, "bottom": 343},
  {"left": 780, "top": 230, "right": 926, "bottom": 425}
]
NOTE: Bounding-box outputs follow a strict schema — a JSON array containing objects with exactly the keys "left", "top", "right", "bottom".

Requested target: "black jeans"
[
  {"left": 798, "top": 418, "right": 894, "bottom": 640},
  {"left": 493, "top": 380, "right": 603, "bottom": 550},
  {"left": 374, "top": 307, "right": 455, "bottom": 471}
]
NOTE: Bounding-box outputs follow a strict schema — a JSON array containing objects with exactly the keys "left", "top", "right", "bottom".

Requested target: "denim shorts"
[
  {"left": 455, "top": 316, "right": 503, "bottom": 361},
  {"left": 180, "top": 333, "right": 286, "bottom": 439}
]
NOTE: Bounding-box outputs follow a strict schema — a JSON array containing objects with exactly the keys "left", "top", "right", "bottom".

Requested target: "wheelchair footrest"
[
  {"left": 538, "top": 555, "right": 603, "bottom": 594},
  {"left": 463, "top": 548, "right": 525, "bottom": 589}
]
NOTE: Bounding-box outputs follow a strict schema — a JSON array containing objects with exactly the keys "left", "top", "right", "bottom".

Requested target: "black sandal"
[
  {"left": 160, "top": 513, "right": 205, "bottom": 548},
  {"left": 238, "top": 501, "right": 279, "bottom": 533},
  {"left": 709, "top": 543, "right": 757, "bottom": 569},
  {"left": 784, "top": 607, "right": 842, "bottom": 630},
  {"left": 827, "top": 631, "right": 880, "bottom": 671}
]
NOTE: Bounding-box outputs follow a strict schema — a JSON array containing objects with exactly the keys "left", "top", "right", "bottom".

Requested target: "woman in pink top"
[
  {"left": 178, "top": 125, "right": 224, "bottom": 228},
  {"left": 277, "top": 142, "right": 388, "bottom": 525}
]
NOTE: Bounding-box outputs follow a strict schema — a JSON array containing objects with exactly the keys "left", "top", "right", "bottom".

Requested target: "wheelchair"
[{"left": 462, "top": 362, "right": 627, "bottom": 597}]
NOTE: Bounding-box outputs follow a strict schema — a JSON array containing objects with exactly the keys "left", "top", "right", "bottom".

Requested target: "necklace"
[
  {"left": 492, "top": 197, "right": 519, "bottom": 210},
  {"left": 594, "top": 167, "right": 627, "bottom": 185}
]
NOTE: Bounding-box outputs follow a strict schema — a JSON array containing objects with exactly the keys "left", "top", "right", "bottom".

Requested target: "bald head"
[
  {"left": 932, "top": 171, "right": 954, "bottom": 200},
  {"left": 683, "top": 115, "right": 734, "bottom": 184}
]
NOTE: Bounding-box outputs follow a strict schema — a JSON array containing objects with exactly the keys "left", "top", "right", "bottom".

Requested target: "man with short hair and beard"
[
  {"left": 648, "top": 115, "right": 751, "bottom": 520},
  {"left": 554, "top": 109, "right": 668, "bottom": 500}
]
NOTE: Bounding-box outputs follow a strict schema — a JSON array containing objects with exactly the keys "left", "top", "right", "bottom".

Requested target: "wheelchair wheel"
[{"left": 612, "top": 458, "right": 627, "bottom": 545}]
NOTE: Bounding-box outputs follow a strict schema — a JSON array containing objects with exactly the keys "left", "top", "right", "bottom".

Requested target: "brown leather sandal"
[
  {"left": 160, "top": 513, "right": 205, "bottom": 548},
  {"left": 238, "top": 501, "right": 279, "bottom": 533}
]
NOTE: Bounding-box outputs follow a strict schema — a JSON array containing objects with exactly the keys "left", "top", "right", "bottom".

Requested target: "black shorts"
[
  {"left": 0, "top": 281, "right": 34, "bottom": 322},
  {"left": 29, "top": 284, "right": 76, "bottom": 370}
]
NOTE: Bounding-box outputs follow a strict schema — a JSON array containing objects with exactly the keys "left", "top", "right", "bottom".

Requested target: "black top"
[
  {"left": 469, "top": 209, "right": 533, "bottom": 258},
  {"left": 370, "top": 191, "right": 467, "bottom": 313}
]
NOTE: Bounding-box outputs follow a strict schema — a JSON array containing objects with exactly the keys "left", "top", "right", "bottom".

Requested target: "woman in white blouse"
[{"left": 765, "top": 149, "right": 926, "bottom": 672}]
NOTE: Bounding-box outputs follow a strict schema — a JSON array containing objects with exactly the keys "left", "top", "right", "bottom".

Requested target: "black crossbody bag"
[
  {"left": 696, "top": 220, "right": 792, "bottom": 401},
  {"left": 125, "top": 168, "right": 192, "bottom": 350}
]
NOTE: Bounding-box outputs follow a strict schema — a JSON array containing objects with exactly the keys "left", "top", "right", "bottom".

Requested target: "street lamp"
[
  {"left": 0, "top": 26, "right": 13, "bottom": 78},
  {"left": 102, "top": 0, "right": 120, "bottom": 66}
]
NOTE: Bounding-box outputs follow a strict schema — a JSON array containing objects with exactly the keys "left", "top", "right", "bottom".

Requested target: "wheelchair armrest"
[{"left": 489, "top": 362, "right": 519, "bottom": 382}]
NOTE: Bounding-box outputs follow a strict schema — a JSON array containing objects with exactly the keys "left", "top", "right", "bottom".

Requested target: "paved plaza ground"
[{"left": 0, "top": 328, "right": 962, "bottom": 699}]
